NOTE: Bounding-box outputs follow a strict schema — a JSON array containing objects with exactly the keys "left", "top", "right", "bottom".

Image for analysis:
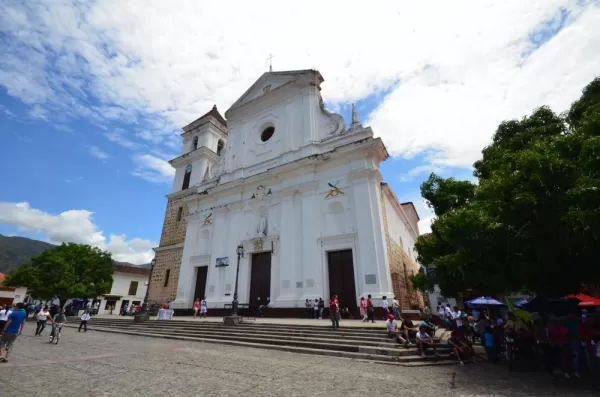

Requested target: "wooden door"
[
  {"left": 194, "top": 266, "right": 208, "bottom": 302},
  {"left": 249, "top": 252, "right": 272, "bottom": 310},
  {"left": 327, "top": 249, "right": 358, "bottom": 317}
]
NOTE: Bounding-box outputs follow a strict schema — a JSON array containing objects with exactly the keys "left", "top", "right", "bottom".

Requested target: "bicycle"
[{"left": 48, "top": 323, "right": 64, "bottom": 345}]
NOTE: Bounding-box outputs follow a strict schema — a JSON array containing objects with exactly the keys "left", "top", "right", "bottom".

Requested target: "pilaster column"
[
  {"left": 300, "top": 182, "right": 320, "bottom": 299},
  {"left": 171, "top": 217, "right": 199, "bottom": 309},
  {"left": 349, "top": 169, "right": 392, "bottom": 299},
  {"left": 276, "top": 188, "right": 298, "bottom": 302}
]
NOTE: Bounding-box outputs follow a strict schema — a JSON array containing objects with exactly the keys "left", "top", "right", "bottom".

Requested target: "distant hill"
[
  {"left": 0, "top": 234, "right": 55, "bottom": 273},
  {"left": 0, "top": 234, "right": 149, "bottom": 274}
]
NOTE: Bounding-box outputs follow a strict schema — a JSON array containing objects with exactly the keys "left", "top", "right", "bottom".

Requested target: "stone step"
[
  {"left": 71, "top": 317, "right": 397, "bottom": 333},
  {"left": 80, "top": 321, "right": 449, "bottom": 349},
  {"left": 65, "top": 324, "right": 457, "bottom": 366},
  {"left": 78, "top": 323, "right": 444, "bottom": 356},
  {"left": 66, "top": 322, "right": 454, "bottom": 361},
  {"left": 74, "top": 317, "right": 414, "bottom": 337},
  {"left": 78, "top": 320, "right": 449, "bottom": 348}
]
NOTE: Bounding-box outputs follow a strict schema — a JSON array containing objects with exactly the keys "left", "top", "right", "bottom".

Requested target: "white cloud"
[
  {"left": 399, "top": 165, "right": 443, "bottom": 183},
  {"left": 0, "top": 1, "right": 598, "bottom": 170},
  {"left": 29, "top": 105, "right": 48, "bottom": 120},
  {"left": 132, "top": 154, "right": 175, "bottom": 184},
  {"left": 418, "top": 216, "right": 434, "bottom": 235},
  {"left": 0, "top": 202, "right": 156, "bottom": 265},
  {"left": 88, "top": 145, "right": 109, "bottom": 160}
]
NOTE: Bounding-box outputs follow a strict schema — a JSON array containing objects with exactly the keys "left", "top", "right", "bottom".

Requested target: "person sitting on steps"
[
  {"left": 416, "top": 325, "right": 440, "bottom": 358},
  {"left": 385, "top": 314, "right": 410, "bottom": 348}
]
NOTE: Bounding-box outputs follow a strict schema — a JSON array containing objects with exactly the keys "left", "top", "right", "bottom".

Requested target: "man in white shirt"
[
  {"left": 416, "top": 326, "right": 439, "bottom": 357},
  {"left": 382, "top": 296, "right": 389, "bottom": 319},
  {"left": 0, "top": 305, "right": 12, "bottom": 334},
  {"left": 452, "top": 307, "right": 464, "bottom": 330},
  {"left": 79, "top": 310, "right": 91, "bottom": 332}
]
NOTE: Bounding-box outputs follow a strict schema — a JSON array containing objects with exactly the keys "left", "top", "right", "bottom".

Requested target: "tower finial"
[
  {"left": 349, "top": 103, "right": 363, "bottom": 132},
  {"left": 267, "top": 53, "right": 274, "bottom": 72}
]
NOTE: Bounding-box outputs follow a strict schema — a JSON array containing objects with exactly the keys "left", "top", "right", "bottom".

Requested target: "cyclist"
[{"left": 49, "top": 309, "right": 68, "bottom": 341}]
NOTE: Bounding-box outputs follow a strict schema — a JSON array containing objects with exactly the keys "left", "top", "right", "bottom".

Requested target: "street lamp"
[
  {"left": 231, "top": 244, "right": 244, "bottom": 316},
  {"left": 142, "top": 258, "right": 156, "bottom": 313}
]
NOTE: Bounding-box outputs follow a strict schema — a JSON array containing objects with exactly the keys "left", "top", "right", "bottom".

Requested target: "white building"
[
  {"left": 149, "top": 69, "right": 424, "bottom": 315},
  {"left": 98, "top": 263, "right": 150, "bottom": 315}
]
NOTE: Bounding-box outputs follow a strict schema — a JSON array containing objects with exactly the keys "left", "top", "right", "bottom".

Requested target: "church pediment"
[{"left": 225, "top": 69, "right": 323, "bottom": 118}]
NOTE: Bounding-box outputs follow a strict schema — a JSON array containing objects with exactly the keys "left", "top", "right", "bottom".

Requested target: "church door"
[
  {"left": 249, "top": 252, "right": 271, "bottom": 312},
  {"left": 193, "top": 266, "right": 208, "bottom": 303},
  {"left": 327, "top": 249, "right": 358, "bottom": 317}
]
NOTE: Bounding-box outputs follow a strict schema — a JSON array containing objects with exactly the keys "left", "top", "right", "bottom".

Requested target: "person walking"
[
  {"left": 34, "top": 305, "right": 51, "bottom": 336},
  {"left": 0, "top": 305, "right": 12, "bottom": 335},
  {"left": 79, "top": 310, "right": 91, "bottom": 332},
  {"left": 193, "top": 298, "right": 200, "bottom": 318},
  {"left": 366, "top": 294, "right": 375, "bottom": 323},
  {"left": 359, "top": 297, "right": 367, "bottom": 322},
  {"left": 329, "top": 295, "right": 340, "bottom": 329},
  {"left": 318, "top": 298, "right": 325, "bottom": 320},
  {"left": 382, "top": 296, "right": 389, "bottom": 319},
  {"left": 392, "top": 297, "right": 401, "bottom": 319},
  {"left": 0, "top": 302, "right": 26, "bottom": 363},
  {"left": 200, "top": 297, "right": 207, "bottom": 318}
]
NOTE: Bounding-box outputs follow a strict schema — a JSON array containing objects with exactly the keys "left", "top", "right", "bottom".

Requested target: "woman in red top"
[
  {"left": 193, "top": 298, "right": 200, "bottom": 318},
  {"left": 366, "top": 294, "right": 374, "bottom": 323},
  {"left": 359, "top": 297, "right": 367, "bottom": 322},
  {"left": 547, "top": 319, "right": 570, "bottom": 378}
]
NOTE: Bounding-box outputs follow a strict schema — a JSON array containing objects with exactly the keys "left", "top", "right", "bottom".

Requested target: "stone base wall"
[
  {"left": 380, "top": 185, "right": 425, "bottom": 310},
  {"left": 148, "top": 246, "right": 183, "bottom": 303}
]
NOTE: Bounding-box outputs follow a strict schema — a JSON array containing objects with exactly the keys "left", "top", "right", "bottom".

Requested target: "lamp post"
[
  {"left": 231, "top": 244, "right": 244, "bottom": 317},
  {"left": 142, "top": 258, "right": 156, "bottom": 314}
]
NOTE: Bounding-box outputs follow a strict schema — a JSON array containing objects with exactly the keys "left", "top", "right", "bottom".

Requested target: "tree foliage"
[
  {"left": 3, "top": 243, "right": 115, "bottom": 304},
  {"left": 414, "top": 78, "right": 600, "bottom": 298}
]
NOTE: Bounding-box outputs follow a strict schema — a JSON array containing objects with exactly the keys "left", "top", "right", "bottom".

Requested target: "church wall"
[
  {"left": 148, "top": 246, "right": 182, "bottom": 303},
  {"left": 380, "top": 189, "right": 424, "bottom": 310},
  {"left": 383, "top": 195, "right": 418, "bottom": 265},
  {"left": 159, "top": 196, "right": 187, "bottom": 247}
]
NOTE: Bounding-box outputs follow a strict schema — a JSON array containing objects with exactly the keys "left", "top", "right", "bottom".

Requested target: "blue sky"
[{"left": 1, "top": 1, "right": 598, "bottom": 264}]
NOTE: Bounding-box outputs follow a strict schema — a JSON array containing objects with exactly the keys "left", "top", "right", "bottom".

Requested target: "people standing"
[
  {"left": 305, "top": 299, "right": 312, "bottom": 319},
  {"left": 193, "top": 298, "right": 200, "bottom": 318},
  {"left": 79, "top": 310, "right": 91, "bottom": 332},
  {"left": 381, "top": 296, "right": 389, "bottom": 319},
  {"left": 0, "top": 302, "right": 26, "bottom": 363},
  {"left": 0, "top": 305, "right": 12, "bottom": 335},
  {"left": 366, "top": 294, "right": 375, "bottom": 323},
  {"left": 392, "top": 297, "right": 401, "bottom": 320},
  {"left": 359, "top": 297, "right": 367, "bottom": 322},
  {"left": 313, "top": 299, "right": 319, "bottom": 319},
  {"left": 200, "top": 297, "right": 207, "bottom": 318},
  {"left": 34, "top": 305, "right": 51, "bottom": 336},
  {"left": 329, "top": 295, "right": 340, "bottom": 329},
  {"left": 318, "top": 298, "right": 325, "bottom": 320}
]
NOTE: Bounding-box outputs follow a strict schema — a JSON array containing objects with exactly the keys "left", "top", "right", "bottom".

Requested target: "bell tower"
[{"left": 147, "top": 105, "right": 227, "bottom": 304}]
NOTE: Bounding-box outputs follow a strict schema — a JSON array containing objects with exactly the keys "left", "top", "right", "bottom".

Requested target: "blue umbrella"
[
  {"left": 513, "top": 296, "right": 531, "bottom": 308},
  {"left": 466, "top": 296, "right": 507, "bottom": 307}
]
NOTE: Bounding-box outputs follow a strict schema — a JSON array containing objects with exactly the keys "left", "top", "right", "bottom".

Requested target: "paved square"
[{"left": 0, "top": 327, "right": 597, "bottom": 397}]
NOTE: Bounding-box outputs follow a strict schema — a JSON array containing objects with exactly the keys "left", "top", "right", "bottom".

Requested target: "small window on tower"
[
  {"left": 192, "top": 136, "right": 198, "bottom": 151},
  {"left": 164, "top": 269, "right": 171, "bottom": 287},
  {"left": 261, "top": 126, "right": 275, "bottom": 142},
  {"left": 217, "top": 139, "right": 224, "bottom": 156},
  {"left": 176, "top": 207, "right": 183, "bottom": 221},
  {"left": 182, "top": 164, "right": 192, "bottom": 190}
]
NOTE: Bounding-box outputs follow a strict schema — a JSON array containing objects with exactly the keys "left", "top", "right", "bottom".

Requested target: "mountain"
[
  {"left": 0, "top": 234, "right": 149, "bottom": 274},
  {"left": 0, "top": 234, "right": 55, "bottom": 273}
]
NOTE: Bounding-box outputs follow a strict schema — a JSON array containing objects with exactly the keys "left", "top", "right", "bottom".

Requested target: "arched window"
[
  {"left": 192, "top": 136, "right": 198, "bottom": 151},
  {"left": 217, "top": 139, "right": 224, "bottom": 156},
  {"left": 182, "top": 164, "right": 192, "bottom": 190}
]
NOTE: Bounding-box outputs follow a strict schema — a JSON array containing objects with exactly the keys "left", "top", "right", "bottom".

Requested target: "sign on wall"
[{"left": 216, "top": 257, "right": 229, "bottom": 267}]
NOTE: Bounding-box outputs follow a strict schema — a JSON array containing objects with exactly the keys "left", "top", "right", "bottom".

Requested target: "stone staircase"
[{"left": 66, "top": 317, "right": 461, "bottom": 366}]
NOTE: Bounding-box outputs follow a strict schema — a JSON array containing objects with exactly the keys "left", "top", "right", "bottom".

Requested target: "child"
[{"left": 483, "top": 326, "right": 497, "bottom": 362}]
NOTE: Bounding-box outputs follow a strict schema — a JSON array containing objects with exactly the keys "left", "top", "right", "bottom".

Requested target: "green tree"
[
  {"left": 414, "top": 78, "right": 600, "bottom": 298},
  {"left": 4, "top": 243, "right": 114, "bottom": 306}
]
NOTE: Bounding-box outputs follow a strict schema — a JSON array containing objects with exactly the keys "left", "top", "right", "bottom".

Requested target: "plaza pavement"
[{"left": 1, "top": 327, "right": 598, "bottom": 397}]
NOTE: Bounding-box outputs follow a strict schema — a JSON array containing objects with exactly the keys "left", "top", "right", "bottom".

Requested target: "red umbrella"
[{"left": 566, "top": 293, "right": 600, "bottom": 307}]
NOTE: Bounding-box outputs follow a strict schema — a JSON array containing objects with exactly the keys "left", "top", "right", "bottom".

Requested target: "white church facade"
[{"left": 148, "top": 69, "right": 424, "bottom": 315}]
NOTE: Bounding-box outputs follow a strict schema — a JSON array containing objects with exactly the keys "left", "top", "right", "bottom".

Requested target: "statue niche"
[{"left": 256, "top": 206, "right": 268, "bottom": 237}]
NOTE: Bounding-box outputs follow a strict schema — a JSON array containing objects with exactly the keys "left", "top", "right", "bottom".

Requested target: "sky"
[{"left": 0, "top": 1, "right": 599, "bottom": 265}]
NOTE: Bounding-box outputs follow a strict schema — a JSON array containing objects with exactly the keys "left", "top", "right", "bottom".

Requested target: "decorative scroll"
[
  {"left": 202, "top": 213, "right": 213, "bottom": 226},
  {"left": 325, "top": 182, "right": 345, "bottom": 199},
  {"left": 253, "top": 238, "right": 263, "bottom": 251}
]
